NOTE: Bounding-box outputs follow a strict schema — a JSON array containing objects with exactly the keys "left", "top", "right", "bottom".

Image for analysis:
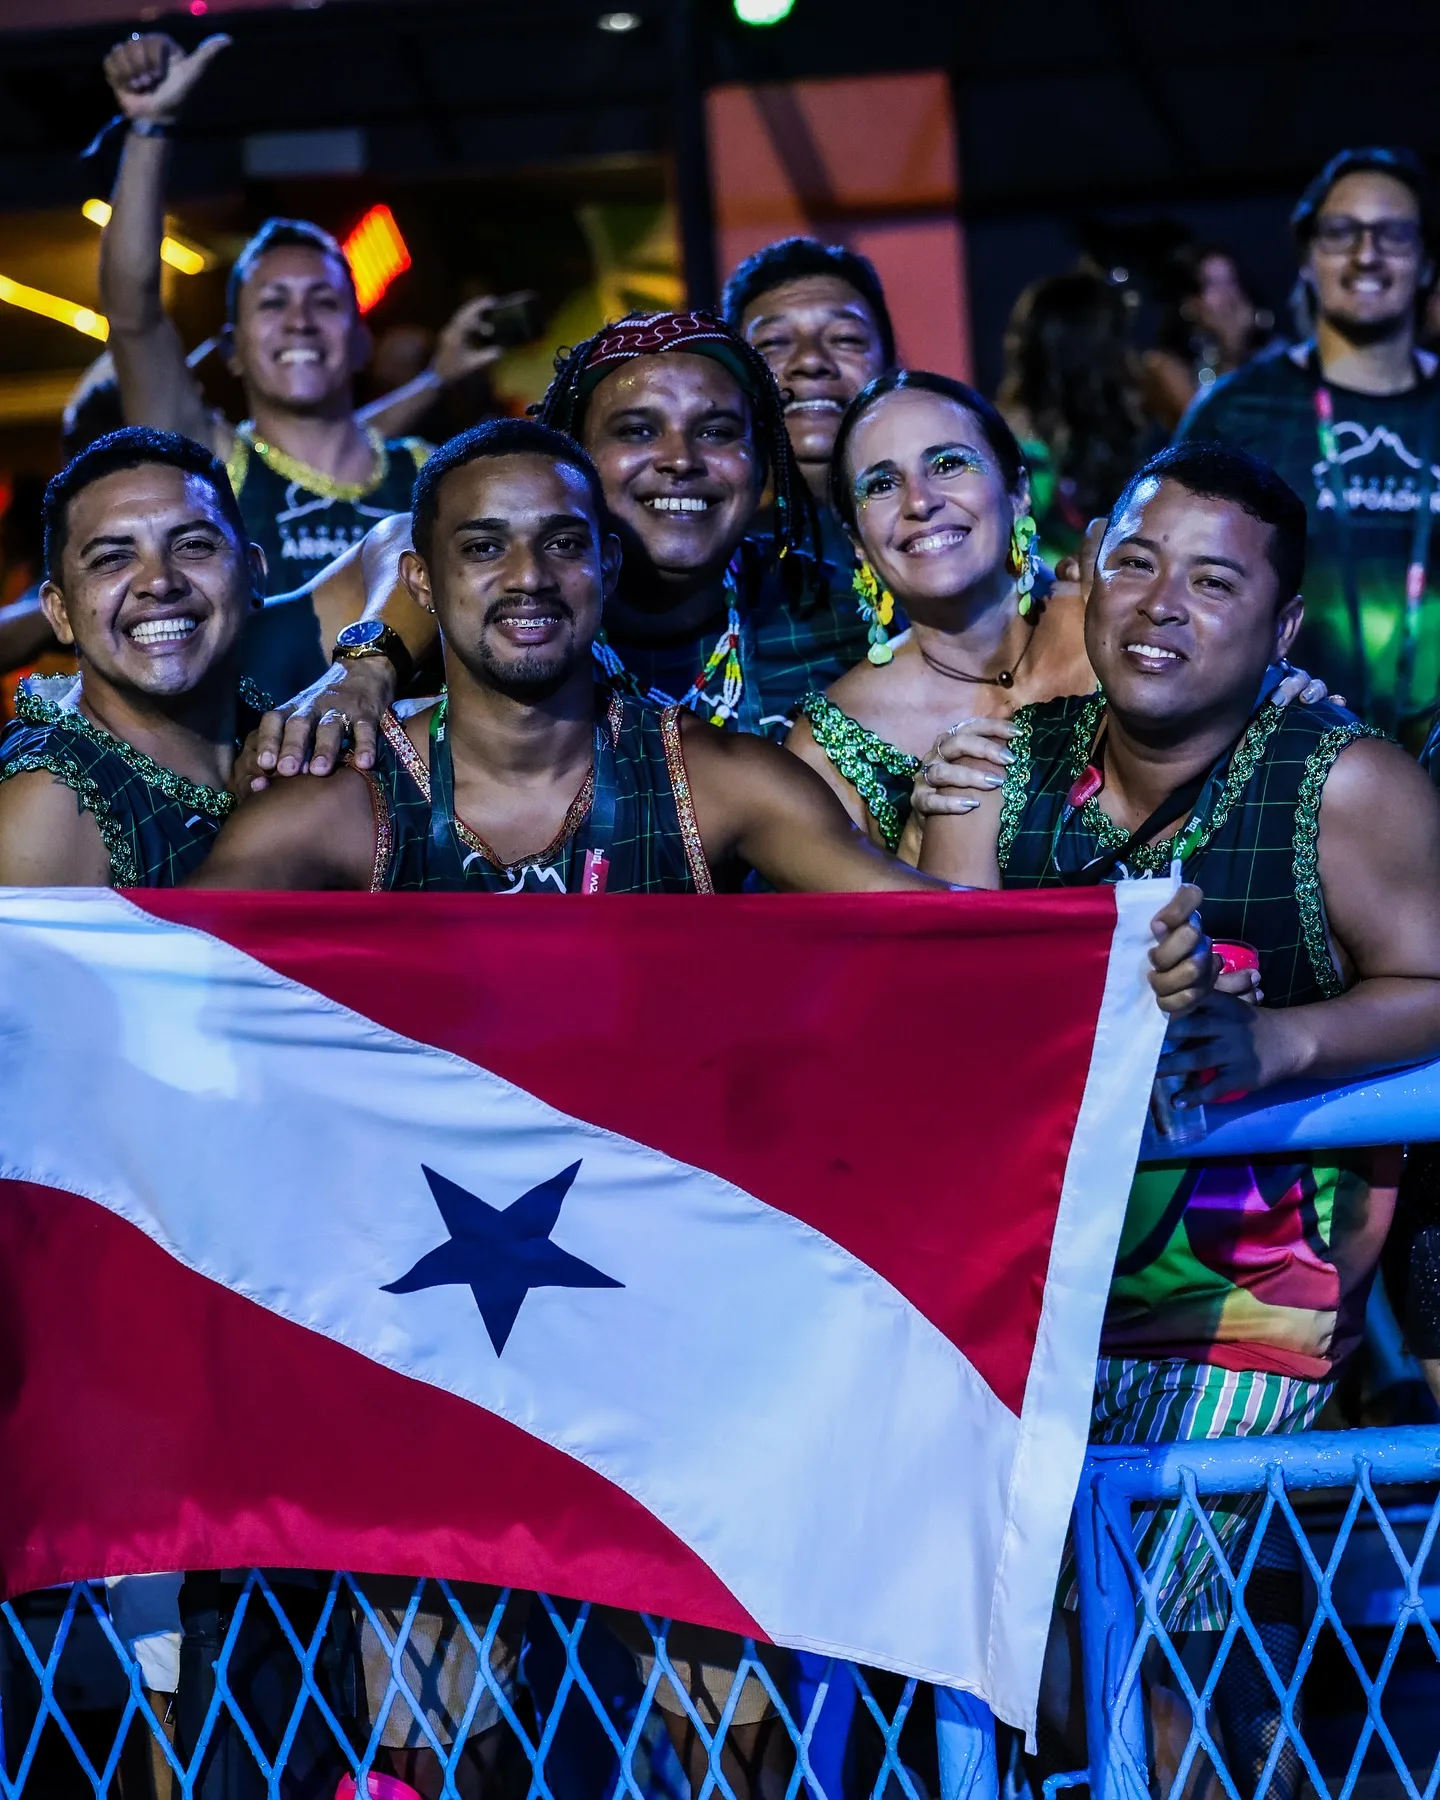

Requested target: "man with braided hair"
[{"left": 242, "top": 312, "right": 877, "bottom": 783}]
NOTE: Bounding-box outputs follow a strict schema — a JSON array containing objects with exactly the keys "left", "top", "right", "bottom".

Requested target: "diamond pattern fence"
[
  {"left": 0, "top": 1575, "right": 963, "bottom": 1800},
  {"left": 1062, "top": 1425, "right": 1440, "bottom": 1800}
]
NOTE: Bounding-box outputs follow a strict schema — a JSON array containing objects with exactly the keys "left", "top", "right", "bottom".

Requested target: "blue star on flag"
[{"left": 383, "top": 1160, "right": 623, "bottom": 1354}]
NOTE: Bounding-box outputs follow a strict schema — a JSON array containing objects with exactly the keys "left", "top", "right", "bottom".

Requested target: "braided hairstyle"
[{"left": 534, "top": 311, "right": 819, "bottom": 585}]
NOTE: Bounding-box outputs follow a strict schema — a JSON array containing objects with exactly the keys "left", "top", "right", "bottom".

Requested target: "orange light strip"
[
  {"left": 82, "top": 199, "right": 210, "bottom": 276},
  {"left": 342, "top": 204, "right": 411, "bottom": 314},
  {"left": 0, "top": 273, "right": 108, "bottom": 340}
]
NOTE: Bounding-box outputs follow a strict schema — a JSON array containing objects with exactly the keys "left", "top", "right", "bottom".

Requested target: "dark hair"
[
  {"left": 1110, "top": 441, "right": 1307, "bottom": 605},
  {"left": 535, "top": 313, "right": 812, "bottom": 568},
  {"left": 1292, "top": 146, "right": 1434, "bottom": 249},
  {"left": 829, "top": 369, "right": 1028, "bottom": 532},
  {"left": 225, "top": 218, "right": 357, "bottom": 325},
  {"left": 719, "top": 236, "right": 896, "bottom": 368},
  {"left": 410, "top": 418, "right": 608, "bottom": 562},
  {"left": 61, "top": 378, "right": 126, "bottom": 462},
  {"left": 996, "top": 272, "right": 1147, "bottom": 522},
  {"left": 43, "top": 427, "right": 246, "bottom": 581}
]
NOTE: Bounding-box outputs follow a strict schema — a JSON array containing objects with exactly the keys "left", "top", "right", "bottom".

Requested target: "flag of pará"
[{"left": 0, "top": 882, "right": 1171, "bottom": 1734}]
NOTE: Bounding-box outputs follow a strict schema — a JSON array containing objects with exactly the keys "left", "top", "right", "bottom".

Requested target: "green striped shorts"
[{"left": 1064, "top": 1356, "right": 1331, "bottom": 1632}]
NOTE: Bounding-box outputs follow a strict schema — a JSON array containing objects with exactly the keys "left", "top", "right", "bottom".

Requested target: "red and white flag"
[{"left": 0, "top": 884, "right": 1168, "bottom": 1733}]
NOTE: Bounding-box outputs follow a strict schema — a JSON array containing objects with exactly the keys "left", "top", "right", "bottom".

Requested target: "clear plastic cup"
[{"left": 1152, "top": 939, "right": 1261, "bottom": 1148}]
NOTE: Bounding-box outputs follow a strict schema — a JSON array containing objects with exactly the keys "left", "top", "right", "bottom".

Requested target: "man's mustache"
[{"left": 483, "top": 597, "right": 576, "bottom": 627}]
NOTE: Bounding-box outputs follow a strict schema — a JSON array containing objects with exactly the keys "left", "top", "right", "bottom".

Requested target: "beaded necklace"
[
  {"left": 591, "top": 554, "right": 746, "bottom": 726},
  {"left": 232, "top": 420, "right": 389, "bottom": 502}
]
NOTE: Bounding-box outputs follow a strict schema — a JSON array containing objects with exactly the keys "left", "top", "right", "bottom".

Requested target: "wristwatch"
[{"left": 331, "top": 619, "right": 415, "bottom": 690}]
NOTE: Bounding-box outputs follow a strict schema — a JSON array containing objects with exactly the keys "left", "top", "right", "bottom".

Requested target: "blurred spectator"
[
  {"left": 1176, "top": 146, "right": 1440, "bottom": 742},
  {"left": 996, "top": 272, "right": 1152, "bottom": 564},
  {"left": 722, "top": 236, "right": 893, "bottom": 577},
  {"left": 97, "top": 33, "right": 500, "bottom": 593},
  {"left": 1143, "top": 245, "right": 1269, "bottom": 431}
]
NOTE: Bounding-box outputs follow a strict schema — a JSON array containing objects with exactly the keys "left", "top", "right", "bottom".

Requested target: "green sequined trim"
[
  {"left": 1065, "top": 695, "right": 1289, "bottom": 875},
  {"left": 800, "top": 691, "right": 919, "bottom": 851},
  {"left": 996, "top": 701, "right": 1040, "bottom": 874},
  {"left": 1292, "top": 722, "right": 1385, "bottom": 999},
  {"left": 0, "top": 749, "right": 138, "bottom": 887},
  {"left": 14, "top": 681, "right": 236, "bottom": 821}
]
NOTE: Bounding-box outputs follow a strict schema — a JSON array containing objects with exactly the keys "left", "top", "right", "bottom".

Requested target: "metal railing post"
[{"left": 1073, "top": 1464, "right": 1148, "bottom": 1800}]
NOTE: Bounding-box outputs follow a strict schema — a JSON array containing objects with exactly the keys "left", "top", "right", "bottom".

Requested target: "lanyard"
[
  {"left": 426, "top": 697, "right": 619, "bottom": 894},
  {"left": 1048, "top": 686, "right": 1278, "bottom": 885},
  {"left": 1310, "top": 353, "right": 1438, "bottom": 718}
]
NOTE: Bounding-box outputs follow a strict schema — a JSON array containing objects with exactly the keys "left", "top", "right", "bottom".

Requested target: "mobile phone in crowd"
[{"left": 482, "top": 292, "right": 542, "bottom": 347}]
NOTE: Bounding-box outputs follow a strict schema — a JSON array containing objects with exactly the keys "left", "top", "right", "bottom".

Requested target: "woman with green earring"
[{"left": 786, "top": 370, "right": 1092, "bottom": 854}]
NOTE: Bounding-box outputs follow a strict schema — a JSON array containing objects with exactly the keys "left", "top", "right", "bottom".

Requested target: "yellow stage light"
[
  {"left": 342, "top": 205, "right": 411, "bottom": 314},
  {"left": 82, "top": 199, "right": 210, "bottom": 275},
  {"left": 0, "top": 274, "right": 108, "bottom": 340}
]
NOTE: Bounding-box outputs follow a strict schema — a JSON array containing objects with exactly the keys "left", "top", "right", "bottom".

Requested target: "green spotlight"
[{"left": 734, "top": 0, "right": 795, "bottom": 23}]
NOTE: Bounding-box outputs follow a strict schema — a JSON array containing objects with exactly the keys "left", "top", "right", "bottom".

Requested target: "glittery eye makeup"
[
  {"left": 924, "top": 443, "right": 989, "bottom": 480},
  {"left": 853, "top": 465, "right": 900, "bottom": 510}
]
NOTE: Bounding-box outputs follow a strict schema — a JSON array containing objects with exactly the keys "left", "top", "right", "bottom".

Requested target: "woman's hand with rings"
[{"left": 909, "top": 715, "right": 1019, "bottom": 819}]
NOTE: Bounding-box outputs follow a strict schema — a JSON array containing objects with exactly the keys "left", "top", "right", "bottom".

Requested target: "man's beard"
[
  {"left": 472, "top": 614, "right": 585, "bottom": 702},
  {"left": 1324, "top": 305, "right": 1414, "bottom": 347}
]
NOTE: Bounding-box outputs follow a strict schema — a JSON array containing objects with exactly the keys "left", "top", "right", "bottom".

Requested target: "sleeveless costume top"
[
  {"left": 360, "top": 691, "right": 713, "bottom": 895},
  {"left": 999, "top": 689, "right": 1395, "bottom": 1380},
  {"left": 226, "top": 423, "right": 429, "bottom": 593},
  {"left": 798, "top": 692, "right": 923, "bottom": 850},
  {"left": 0, "top": 673, "right": 266, "bottom": 887}
]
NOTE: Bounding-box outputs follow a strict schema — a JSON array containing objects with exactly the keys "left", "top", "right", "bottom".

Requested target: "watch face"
[{"left": 337, "top": 620, "right": 385, "bottom": 651}]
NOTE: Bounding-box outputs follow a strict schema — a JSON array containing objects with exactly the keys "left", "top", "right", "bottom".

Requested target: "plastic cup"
[{"left": 1214, "top": 939, "right": 1260, "bottom": 980}]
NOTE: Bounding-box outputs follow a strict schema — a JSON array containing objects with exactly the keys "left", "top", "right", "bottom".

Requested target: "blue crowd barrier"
[
  {"left": 1065, "top": 1425, "right": 1440, "bottom": 1800},
  {"left": 0, "top": 1574, "right": 985, "bottom": 1800},
  {"left": 1138, "top": 1055, "right": 1440, "bottom": 1161}
]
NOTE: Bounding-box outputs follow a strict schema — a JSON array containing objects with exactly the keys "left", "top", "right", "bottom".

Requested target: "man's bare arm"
[
  {"left": 683, "top": 721, "right": 953, "bottom": 892},
  {"left": 188, "top": 768, "right": 377, "bottom": 889},
  {"left": 99, "top": 34, "right": 231, "bottom": 453},
  {"left": 0, "top": 772, "right": 114, "bottom": 886},
  {"left": 1164, "top": 739, "right": 1440, "bottom": 1100},
  {"left": 0, "top": 591, "right": 59, "bottom": 676}
]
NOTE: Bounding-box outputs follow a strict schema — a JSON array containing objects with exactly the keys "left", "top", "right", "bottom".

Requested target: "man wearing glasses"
[{"left": 1176, "top": 148, "right": 1438, "bottom": 744}]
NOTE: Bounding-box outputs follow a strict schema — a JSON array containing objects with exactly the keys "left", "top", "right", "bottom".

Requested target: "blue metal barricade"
[
  {"left": 0, "top": 1575, "right": 979, "bottom": 1800},
  {"left": 1065, "top": 1425, "right": 1440, "bottom": 1800}
]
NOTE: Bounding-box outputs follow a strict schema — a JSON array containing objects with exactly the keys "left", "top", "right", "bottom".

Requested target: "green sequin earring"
[
  {"left": 1008, "top": 514, "right": 1039, "bottom": 619},
  {"left": 853, "top": 558, "right": 897, "bottom": 665}
]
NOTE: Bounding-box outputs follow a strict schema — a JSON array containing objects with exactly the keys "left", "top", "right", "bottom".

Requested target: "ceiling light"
[
  {"left": 82, "top": 199, "right": 211, "bottom": 276},
  {"left": 0, "top": 273, "right": 108, "bottom": 340},
  {"left": 598, "top": 11, "right": 641, "bottom": 29},
  {"left": 734, "top": 0, "right": 795, "bottom": 22},
  {"left": 342, "top": 204, "right": 411, "bottom": 314}
]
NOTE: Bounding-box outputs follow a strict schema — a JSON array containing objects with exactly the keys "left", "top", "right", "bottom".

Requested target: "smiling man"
[
  {"left": 98, "top": 32, "right": 498, "bottom": 597},
  {"left": 0, "top": 429, "right": 266, "bottom": 888},
  {"left": 722, "top": 238, "right": 894, "bottom": 515},
  {"left": 1176, "top": 147, "right": 1440, "bottom": 739},
  {"left": 914, "top": 438, "right": 1440, "bottom": 1779}
]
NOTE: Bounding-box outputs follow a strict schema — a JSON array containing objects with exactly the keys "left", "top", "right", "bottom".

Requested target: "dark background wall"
[{"left": 3, "top": 0, "right": 1440, "bottom": 424}]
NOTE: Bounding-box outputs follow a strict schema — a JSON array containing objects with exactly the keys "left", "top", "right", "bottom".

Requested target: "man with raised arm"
[
  {"left": 97, "top": 31, "right": 498, "bottom": 598},
  {"left": 914, "top": 440, "right": 1440, "bottom": 1785}
]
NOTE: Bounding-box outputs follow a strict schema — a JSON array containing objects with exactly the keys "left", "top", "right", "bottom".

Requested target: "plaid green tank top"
[
  {"left": 999, "top": 689, "right": 1392, "bottom": 1379},
  {"left": 361, "top": 692, "right": 713, "bottom": 894},
  {"left": 0, "top": 674, "right": 263, "bottom": 888},
  {"left": 998, "top": 690, "right": 1382, "bottom": 1005}
]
